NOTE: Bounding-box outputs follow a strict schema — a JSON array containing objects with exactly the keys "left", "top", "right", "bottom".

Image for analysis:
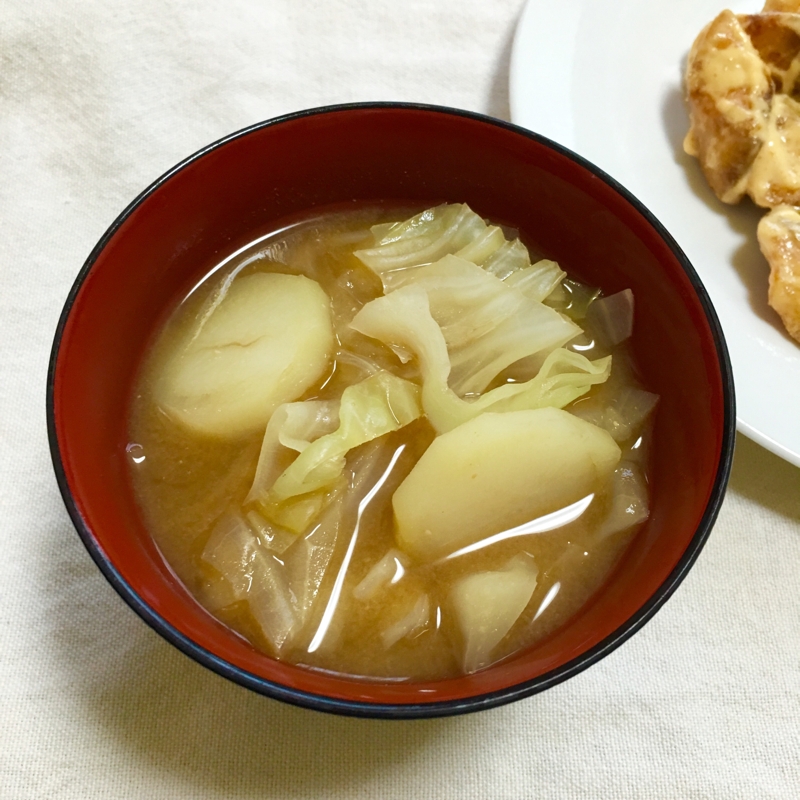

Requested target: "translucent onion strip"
[
  {"left": 585, "top": 289, "right": 635, "bottom": 346},
  {"left": 352, "top": 548, "right": 408, "bottom": 601},
  {"left": 597, "top": 462, "right": 650, "bottom": 539},
  {"left": 381, "top": 594, "right": 430, "bottom": 649}
]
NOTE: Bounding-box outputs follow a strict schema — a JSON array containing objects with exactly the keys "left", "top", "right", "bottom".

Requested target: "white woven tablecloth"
[{"left": 2, "top": 1, "right": 798, "bottom": 797}]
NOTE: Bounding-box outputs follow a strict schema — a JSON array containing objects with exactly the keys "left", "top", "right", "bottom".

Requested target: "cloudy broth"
[{"left": 127, "top": 206, "right": 653, "bottom": 681}]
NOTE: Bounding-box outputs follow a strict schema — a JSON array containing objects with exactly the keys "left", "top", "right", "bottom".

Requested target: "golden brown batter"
[{"left": 684, "top": 0, "right": 800, "bottom": 342}]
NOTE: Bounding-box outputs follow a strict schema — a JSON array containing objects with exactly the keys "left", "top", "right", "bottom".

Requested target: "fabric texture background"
[{"left": 1, "top": 1, "right": 798, "bottom": 797}]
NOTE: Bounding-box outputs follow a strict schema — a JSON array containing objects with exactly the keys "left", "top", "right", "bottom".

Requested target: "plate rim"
[{"left": 508, "top": 0, "right": 800, "bottom": 469}]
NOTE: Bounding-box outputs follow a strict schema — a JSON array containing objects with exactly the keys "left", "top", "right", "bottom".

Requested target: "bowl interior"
[{"left": 50, "top": 105, "right": 732, "bottom": 713}]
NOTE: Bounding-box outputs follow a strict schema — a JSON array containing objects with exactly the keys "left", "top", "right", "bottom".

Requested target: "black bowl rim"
[{"left": 46, "top": 101, "right": 736, "bottom": 719}]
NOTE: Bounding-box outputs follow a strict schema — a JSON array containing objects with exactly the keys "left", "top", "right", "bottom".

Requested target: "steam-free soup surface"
[{"left": 127, "top": 205, "right": 655, "bottom": 681}]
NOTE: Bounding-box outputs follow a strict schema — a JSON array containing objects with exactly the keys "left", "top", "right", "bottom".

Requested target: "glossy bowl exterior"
[{"left": 48, "top": 103, "right": 735, "bottom": 718}]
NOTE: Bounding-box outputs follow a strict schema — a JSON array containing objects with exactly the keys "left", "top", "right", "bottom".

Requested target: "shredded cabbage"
[
  {"left": 286, "top": 439, "right": 390, "bottom": 639},
  {"left": 353, "top": 548, "right": 408, "bottom": 601},
  {"left": 202, "top": 441, "right": 392, "bottom": 653}
]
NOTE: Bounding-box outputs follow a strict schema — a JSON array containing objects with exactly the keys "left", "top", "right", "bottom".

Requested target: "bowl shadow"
[{"left": 46, "top": 528, "right": 453, "bottom": 798}]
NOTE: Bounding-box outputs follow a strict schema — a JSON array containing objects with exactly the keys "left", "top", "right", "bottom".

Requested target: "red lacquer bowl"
[{"left": 47, "top": 104, "right": 735, "bottom": 718}]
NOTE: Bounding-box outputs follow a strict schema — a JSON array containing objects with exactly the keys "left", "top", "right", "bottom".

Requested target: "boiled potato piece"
[
  {"left": 155, "top": 272, "right": 334, "bottom": 437},
  {"left": 450, "top": 553, "right": 538, "bottom": 673},
  {"left": 393, "top": 407, "right": 621, "bottom": 561}
]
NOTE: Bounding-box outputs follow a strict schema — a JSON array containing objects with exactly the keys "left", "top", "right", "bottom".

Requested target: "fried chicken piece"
[
  {"left": 749, "top": 93, "right": 800, "bottom": 206},
  {"left": 686, "top": 2, "right": 800, "bottom": 344},
  {"left": 684, "top": 10, "right": 773, "bottom": 203},
  {"left": 762, "top": 0, "right": 800, "bottom": 12},
  {"left": 684, "top": 5, "right": 800, "bottom": 205},
  {"left": 741, "top": 11, "right": 800, "bottom": 96},
  {"left": 757, "top": 204, "right": 800, "bottom": 341}
]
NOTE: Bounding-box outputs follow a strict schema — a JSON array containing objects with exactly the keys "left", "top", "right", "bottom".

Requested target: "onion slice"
[
  {"left": 586, "top": 289, "right": 635, "bottom": 346},
  {"left": 381, "top": 594, "right": 431, "bottom": 649},
  {"left": 353, "top": 549, "right": 408, "bottom": 601}
]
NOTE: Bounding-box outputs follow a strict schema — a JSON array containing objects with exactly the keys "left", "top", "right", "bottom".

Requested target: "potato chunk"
[
  {"left": 450, "top": 554, "right": 538, "bottom": 673},
  {"left": 155, "top": 272, "right": 334, "bottom": 437},
  {"left": 393, "top": 407, "right": 621, "bottom": 562}
]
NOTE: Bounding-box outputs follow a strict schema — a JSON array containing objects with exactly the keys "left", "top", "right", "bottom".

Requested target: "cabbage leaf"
[
  {"left": 381, "top": 594, "right": 431, "bottom": 649},
  {"left": 504, "top": 259, "right": 566, "bottom": 303},
  {"left": 481, "top": 238, "right": 532, "bottom": 279},
  {"left": 246, "top": 400, "right": 340, "bottom": 506},
  {"left": 202, "top": 511, "right": 297, "bottom": 651},
  {"left": 353, "top": 255, "right": 580, "bottom": 396},
  {"left": 203, "top": 444, "right": 390, "bottom": 653},
  {"left": 354, "top": 204, "right": 499, "bottom": 285},
  {"left": 251, "top": 371, "right": 422, "bottom": 510},
  {"left": 350, "top": 270, "right": 606, "bottom": 433},
  {"left": 355, "top": 204, "right": 567, "bottom": 306}
]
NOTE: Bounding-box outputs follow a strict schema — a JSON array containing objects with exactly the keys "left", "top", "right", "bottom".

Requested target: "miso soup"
[{"left": 127, "top": 204, "right": 656, "bottom": 681}]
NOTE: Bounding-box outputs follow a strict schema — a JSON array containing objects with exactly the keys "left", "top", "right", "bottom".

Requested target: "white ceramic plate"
[{"left": 510, "top": 0, "right": 800, "bottom": 468}]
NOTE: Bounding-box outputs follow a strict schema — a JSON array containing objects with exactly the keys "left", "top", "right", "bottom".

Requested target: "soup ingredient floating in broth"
[
  {"left": 393, "top": 408, "right": 621, "bottom": 563},
  {"left": 450, "top": 553, "right": 539, "bottom": 674},
  {"left": 349, "top": 256, "right": 610, "bottom": 434},
  {"left": 129, "top": 203, "right": 657, "bottom": 680},
  {"left": 247, "top": 370, "right": 422, "bottom": 535},
  {"left": 154, "top": 272, "right": 335, "bottom": 437}
]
